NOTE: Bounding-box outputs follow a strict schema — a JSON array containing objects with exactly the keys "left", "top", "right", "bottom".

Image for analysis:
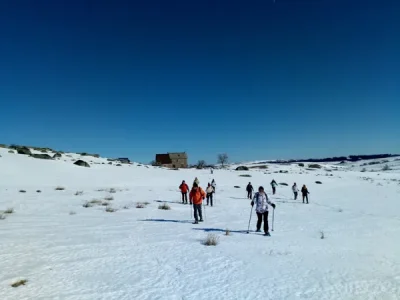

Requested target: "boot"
[{"left": 193, "top": 220, "right": 199, "bottom": 224}]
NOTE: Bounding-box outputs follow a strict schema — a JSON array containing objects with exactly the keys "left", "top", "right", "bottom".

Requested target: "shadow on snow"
[
  {"left": 141, "top": 218, "right": 192, "bottom": 224},
  {"left": 192, "top": 228, "right": 250, "bottom": 234}
]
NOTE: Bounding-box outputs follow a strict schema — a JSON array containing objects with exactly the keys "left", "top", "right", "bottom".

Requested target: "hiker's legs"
[
  {"left": 256, "top": 212, "right": 262, "bottom": 231},
  {"left": 193, "top": 204, "right": 198, "bottom": 221},
  {"left": 198, "top": 204, "right": 203, "bottom": 220},
  {"left": 263, "top": 211, "right": 269, "bottom": 233},
  {"left": 210, "top": 193, "right": 213, "bottom": 206}
]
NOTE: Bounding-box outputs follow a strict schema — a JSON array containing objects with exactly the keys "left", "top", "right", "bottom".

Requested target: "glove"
[
  {"left": 271, "top": 203, "right": 276, "bottom": 209},
  {"left": 251, "top": 201, "right": 254, "bottom": 206}
]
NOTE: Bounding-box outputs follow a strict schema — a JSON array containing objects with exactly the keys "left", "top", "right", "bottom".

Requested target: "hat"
[
  {"left": 193, "top": 183, "right": 198, "bottom": 188},
  {"left": 259, "top": 186, "right": 264, "bottom": 191}
]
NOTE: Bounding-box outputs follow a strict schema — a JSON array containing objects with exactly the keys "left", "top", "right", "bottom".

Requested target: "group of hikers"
[
  {"left": 179, "top": 178, "right": 216, "bottom": 224},
  {"left": 246, "top": 180, "right": 310, "bottom": 204},
  {"left": 178, "top": 176, "right": 311, "bottom": 234}
]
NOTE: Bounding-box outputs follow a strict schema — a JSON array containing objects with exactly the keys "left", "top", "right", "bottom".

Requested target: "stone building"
[{"left": 155, "top": 152, "right": 188, "bottom": 168}]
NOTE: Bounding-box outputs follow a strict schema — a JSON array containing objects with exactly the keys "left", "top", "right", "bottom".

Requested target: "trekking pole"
[
  {"left": 246, "top": 206, "right": 254, "bottom": 234},
  {"left": 203, "top": 200, "right": 206, "bottom": 220},
  {"left": 271, "top": 208, "right": 275, "bottom": 232}
]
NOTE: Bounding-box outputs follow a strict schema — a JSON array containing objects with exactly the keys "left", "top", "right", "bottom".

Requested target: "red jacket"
[
  {"left": 189, "top": 187, "right": 206, "bottom": 205},
  {"left": 179, "top": 183, "right": 189, "bottom": 193}
]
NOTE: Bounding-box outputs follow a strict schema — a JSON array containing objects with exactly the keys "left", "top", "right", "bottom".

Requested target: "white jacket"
[
  {"left": 292, "top": 185, "right": 299, "bottom": 193},
  {"left": 253, "top": 192, "right": 273, "bottom": 213},
  {"left": 206, "top": 186, "right": 214, "bottom": 194}
]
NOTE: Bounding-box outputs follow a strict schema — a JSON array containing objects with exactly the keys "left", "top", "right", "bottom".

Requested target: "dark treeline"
[{"left": 260, "top": 154, "right": 400, "bottom": 164}]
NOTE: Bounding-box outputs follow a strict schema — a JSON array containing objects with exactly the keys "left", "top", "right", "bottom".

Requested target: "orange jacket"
[
  {"left": 189, "top": 187, "right": 206, "bottom": 205},
  {"left": 179, "top": 183, "right": 189, "bottom": 193}
]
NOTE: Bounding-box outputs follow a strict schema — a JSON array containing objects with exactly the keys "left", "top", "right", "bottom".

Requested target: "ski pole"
[
  {"left": 246, "top": 205, "right": 254, "bottom": 234},
  {"left": 203, "top": 200, "right": 206, "bottom": 220},
  {"left": 271, "top": 208, "right": 275, "bottom": 231}
]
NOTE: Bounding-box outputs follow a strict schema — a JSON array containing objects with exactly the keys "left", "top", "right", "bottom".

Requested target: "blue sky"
[{"left": 0, "top": 0, "right": 399, "bottom": 164}]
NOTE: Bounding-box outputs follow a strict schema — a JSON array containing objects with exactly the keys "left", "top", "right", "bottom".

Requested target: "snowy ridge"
[{"left": 1, "top": 147, "right": 400, "bottom": 300}]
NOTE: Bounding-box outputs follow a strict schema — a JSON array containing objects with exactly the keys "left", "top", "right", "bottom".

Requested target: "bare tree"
[
  {"left": 197, "top": 160, "right": 206, "bottom": 169},
  {"left": 217, "top": 153, "right": 229, "bottom": 167}
]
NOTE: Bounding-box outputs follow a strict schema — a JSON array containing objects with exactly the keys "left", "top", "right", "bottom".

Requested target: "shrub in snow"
[
  {"left": 108, "top": 188, "right": 117, "bottom": 194},
  {"left": 298, "top": 163, "right": 305, "bottom": 167},
  {"left": 320, "top": 231, "right": 325, "bottom": 239},
  {"left": 105, "top": 207, "right": 117, "bottom": 213},
  {"left": 104, "top": 196, "right": 114, "bottom": 201},
  {"left": 89, "top": 199, "right": 102, "bottom": 205},
  {"left": 75, "top": 191, "right": 83, "bottom": 196},
  {"left": 239, "top": 174, "right": 252, "bottom": 177},
  {"left": 11, "top": 279, "right": 28, "bottom": 288},
  {"left": 308, "top": 164, "right": 322, "bottom": 169},
  {"left": 30, "top": 153, "right": 54, "bottom": 160},
  {"left": 36, "top": 190, "right": 41, "bottom": 193},
  {"left": 19, "top": 190, "right": 26, "bottom": 193},
  {"left": 53, "top": 152, "right": 62, "bottom": 158},
  {"left": 8, "top": 150, "right": 15, "bottom": 154},
  {"left": 279, "top": 183, "right": 288, "bottom": 186},
  {"left": 74, "top": 160, "right": 90, "bottom": 168},
  {"left": 82, "top": 202, "right": 94, "bottom": 208},
  {"left": 158, "top": 203, "right": 171, "bottom": 210},
  {"left": 203, "top": 234, "right": 219, "bottom": 246},
  {"left": 136, "top": 202, "right": 146, "bottom": 208},
  {"left": 69, "top": 211, "right": 76, "bottom": 215},
  {"left": 382, "top": 165, "right": 391, "bottom": 171},
  {"left": 16, "top": 147, "right": 32, "bottom": 155},
  {"left": 55, "top": 186, "right": 65, "bottom": 191},
  {"left": 4, "top": 208, "right": 14, "bottom": 214},
  {"left": 225, "top": 229, "right": 231, "bottom": 236},
  {"left": 234, "top": 186, "right": 240, "bottom": 188},
  {"left": 236, "top": 166, "right": 249, "bottom": 171},
  {"left": 315, "top": 181, "right": 322, "bottom": 184}
]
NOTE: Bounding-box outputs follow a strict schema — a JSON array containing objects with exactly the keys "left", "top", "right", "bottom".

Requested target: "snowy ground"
[{"left": 1, "top": 148, "right": 400, "bottom": 300}]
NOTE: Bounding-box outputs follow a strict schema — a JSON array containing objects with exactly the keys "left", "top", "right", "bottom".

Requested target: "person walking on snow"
[
  {"left": 271, "top": 179, "right": 278, "bottom": 195},
  {"left": 301, "top": 184, "right": 310, "bottom": 204},
  {"left": 193, "top": 177, "right": 200, "bottom": 187},
  {"left": 211, "top": 179, "right": 216, "bottom": 193},
  {"left": 292, "top": 183, "right": 299, "bottom": 200},
  {"left": 189, "top": 183, "right": 206, "bottom": 224},
  {"left": 251, "top": 186, "right": 276, "bottom": 236},
  {"left": 179, "top": 180, "right": 189, "bottom": 204},
  {"left": 206, "top": 183, "right": 214, "bottom": 206},
  {"left": 246, "top": 182, "right": 254, "bottom": 199}
]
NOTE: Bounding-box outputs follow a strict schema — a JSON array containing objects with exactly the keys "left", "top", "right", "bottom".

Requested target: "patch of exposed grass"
[
  {"left": 143, "top": 202, "right": 150, "bottom": 205},
  {"left": 239, "top": 174, "right": 252, "bottom": 177},
  {"left": 55, "top": 186, "right": 65, "bottom": 191},
  {"left": 158, "top": 203, "right": 171, "bottom": 210},
  {"left": 101, "top": 202, "right": 109, "bottom": 206},
  {"left": 105, "top": 207, "right": 117, "bottom": 213},
  {"left": 104, "top": 195, "right": 114, "bottom": 201},
  {"left": 109, "top": 188, "right": 117, "bottom": 193},
  {"left": 4, "top": 208, "right": 14, "bottom": 214},
  {"left": 75, "top": 191, "right": 83, "bottom": 196},
  {"left": 83, "top": 202, "right": 94, "bottom": 208},
  {"left": 89, "top": 199, "right": 102, "bottom": 205},
  {"left": 203, "top": 234, "right": 219, "bottom": 246},
  {"left": 11, "top": 279, "right": 28, "bottom": 288}
]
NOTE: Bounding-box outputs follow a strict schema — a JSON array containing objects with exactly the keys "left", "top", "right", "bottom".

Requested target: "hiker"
[
  {"left": 211, "top": 179, "right": 216, "bottom": 192},
  {"left": 271, "top": 179, "right": 278, "bottom": 195},
  {"left": 210, "top": 168, "right": 214, "bottom": 174},
  {"left": 193, "top": 177, "right": 200, "bottom": 187},
  {"left": 246, "top": 182, "right": 254, "bottom": 199},
  {"left": 251, "top": 186, "right": 276, "bottom": 236},
  {"left": 301, "top": 184, "right": 310, "bottom": 204},
  {"left": 292, "top": 183, "right": 299, "bottom": 200},
  {"left": 206, "top": 183, "right": 214, "bottom": 206},
  {"left": 189, "top": 183, "right": 206, "bottom": 224},
  {"left": 179, "top": 180, "right": 189, "bottom": 204}
]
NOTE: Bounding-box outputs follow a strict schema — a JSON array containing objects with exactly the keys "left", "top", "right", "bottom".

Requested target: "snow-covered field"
[{"left": 1, "top": 148, "right": 400, "bottom": 300}]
